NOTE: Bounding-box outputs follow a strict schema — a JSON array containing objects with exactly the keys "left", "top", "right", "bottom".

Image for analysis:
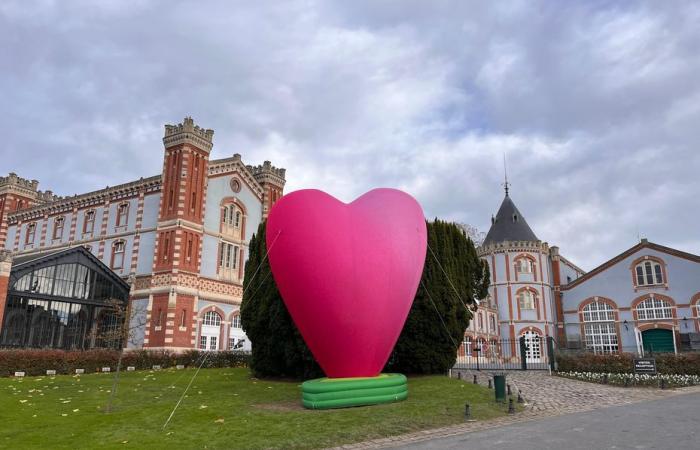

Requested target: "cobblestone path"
[{"left": 330, "top": 370, "right": 700, "bottom": 449}]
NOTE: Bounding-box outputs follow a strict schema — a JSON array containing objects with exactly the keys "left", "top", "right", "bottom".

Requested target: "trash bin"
[{"left": 494, "top": 375, "right": 506, "bottom": 403}]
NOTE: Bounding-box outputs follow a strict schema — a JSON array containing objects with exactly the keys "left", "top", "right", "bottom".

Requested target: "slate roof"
[{"left": 483, "top": 194, "right": 539, "bottom": 245}]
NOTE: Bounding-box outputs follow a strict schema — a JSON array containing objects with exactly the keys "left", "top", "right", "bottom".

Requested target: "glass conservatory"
[{"left": 0, "top": 246, "right": 130, "bottom": 349}]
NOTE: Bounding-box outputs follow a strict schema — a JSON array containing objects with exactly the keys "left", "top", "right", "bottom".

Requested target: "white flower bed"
[{"left": 558, "top": 371, "right": 700, "bottom": 387}]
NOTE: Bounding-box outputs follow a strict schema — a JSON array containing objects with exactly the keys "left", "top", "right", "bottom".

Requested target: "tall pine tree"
[{"left": 386, "top": 219, "right": 490, "bottom": 374}]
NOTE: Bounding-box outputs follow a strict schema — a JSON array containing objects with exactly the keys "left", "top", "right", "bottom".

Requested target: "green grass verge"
[{"left": 0, "top": 367, "right": 517, "bottom": 449}]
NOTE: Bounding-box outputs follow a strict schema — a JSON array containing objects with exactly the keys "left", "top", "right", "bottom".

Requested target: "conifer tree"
[{"left": 386, "top": 219, "right": 490, "bottom": 374}]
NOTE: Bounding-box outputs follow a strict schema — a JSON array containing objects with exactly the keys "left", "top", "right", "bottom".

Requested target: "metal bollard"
[
  {"left": 507, "top": 384, "right": 512, "bottom": 396},
  {"left": 624, "top": 377, "right": 630, "bottom": 387},
  {"left": 508, "top": 398, "right": 515, "bottom": 414},
  {"left": 517, "top": 390, "right": 524, "bottom": 404},
  {"left": 488, "top": 379, "right": 492, "bottom": 389},
  {"left": 465, "top": 403, "right": 471, "bottom": 419},
  {"left": 458, "top": 372, "right": 462, "bottom": 380},
  {"left": 660, "top": 378, "right": 667, "bottom": 390},
  {"left": 602, "top": 374, "right": 608, "bottom": 385},
  {"left": 473, "top": 374, "right": 478, "bottom": 384}
]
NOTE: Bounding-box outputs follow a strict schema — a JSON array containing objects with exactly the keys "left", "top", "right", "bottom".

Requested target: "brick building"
[{"left": 0, "top": 117, "right": 285, "bottom": 351}]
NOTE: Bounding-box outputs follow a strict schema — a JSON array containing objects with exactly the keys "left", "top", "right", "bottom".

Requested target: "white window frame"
[
  {"left": 635, "top": 261, "right": 664, "bottom": 286},
  {"left": 583, "top": 322, "right": 618, "bottom": 354},
  {"left": 636, "top": 297, "right": 673, "bottom": 320},
  {"left": 522, "top": 331, "right": 542, "bottom": 362}
]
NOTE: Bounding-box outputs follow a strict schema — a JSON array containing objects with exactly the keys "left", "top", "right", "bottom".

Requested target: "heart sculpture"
[{"left": 266, "top": 188, "right": 427, "bottom": 378}]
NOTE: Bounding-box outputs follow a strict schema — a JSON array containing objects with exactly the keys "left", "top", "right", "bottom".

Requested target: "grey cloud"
[{"left": 1, "top": 0, "right": 699, "bottom": 269}]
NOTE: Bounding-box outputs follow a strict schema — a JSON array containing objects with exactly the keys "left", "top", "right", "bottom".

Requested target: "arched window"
[
  {"left": 522, "top": 330, "right": 541, "bottom": 362},
  {"left": 231, "top": 314, "right": 241, "bottom": 329},
  {"left": 111, "top": 241, "right": 125, "bottom": 270},
  {"left": 636, "top": 297, "right": 673, "bottom": 320},
  {"left": 489, "top": 315, "right": 496, "bottom": 333},
  {"left": 582, "top": 301, "right": 618, "bottom": 354},
  {"left": 222, "top": 204, "right": 243, "bottom": 229},
  {"left": 518, "top": 290, "right": 535, "bottom": 310},
  {"left": 516, "top": 257, "right": 533, "bottom": 274},
  {"left": 635, "top": 260, "right": 664, "bottom": 286},
  {"left": 200, "top": 311, "right": 222, "bottom": 351},
  {"left": 478, "top": 312, "right": 484, "bottom": 331},
  {"left": 203, "top": 311, "right": 221, "bottom": 326}
]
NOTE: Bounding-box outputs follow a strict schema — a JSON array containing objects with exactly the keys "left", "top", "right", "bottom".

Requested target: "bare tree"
[
  {"left": 456, "top": 223, "right": 486, "bottom": 247},
  {"left": 98, "top": 298, "right": 148, "bottom": 413}
]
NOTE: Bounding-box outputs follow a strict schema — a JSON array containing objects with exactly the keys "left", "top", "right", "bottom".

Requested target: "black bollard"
[
  {"left": 507, "top": 384, "right": 512, "bottom": 396},
  {"left": 488, "top": 379, "right": 492, "bottom": 389},
  {"left": 508, "top": 398, "right": 515, "bottom": 414},
  {"left": 602, "top": 374, "right": 608, "bottom": 385},
  {"left": 517, "top": 390, "right": 524, "bottom": 404},
  {"left": 458, "top": 372, "right": 462, "bottom": 380},
  {"left": 624, "top": 377, "right": 630, "bottom": 387},
  {"left": 473, "top": 374, "right": 478, "bottom": 384},
  {"left": 660, "top": 378, "right": 667, "bottom": 390},
  {"left": 465, "top": 403, "right": 471, "bottom": 419}
]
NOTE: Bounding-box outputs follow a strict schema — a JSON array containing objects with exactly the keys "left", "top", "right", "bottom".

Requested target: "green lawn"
[{"left": 0, "top": 367, "right": 515, "bottom": 449}]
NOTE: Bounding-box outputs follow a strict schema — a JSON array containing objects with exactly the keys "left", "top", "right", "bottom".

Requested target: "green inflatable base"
[{"left": 302, "top": 373, "right": 408, "bottom": 410}]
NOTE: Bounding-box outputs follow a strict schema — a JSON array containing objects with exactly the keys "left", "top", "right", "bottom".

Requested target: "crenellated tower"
[
  {"left": 247, "top": 161, "right": 286, "bottom": 218},
  {"left": 146, "top": 117, "right": 214, "bottom": 349},
  {"left": 0, "top": 173, "right": 61, "bottom": 249}
]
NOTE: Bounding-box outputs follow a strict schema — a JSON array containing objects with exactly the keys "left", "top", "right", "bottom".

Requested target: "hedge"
[
  {"left": 0, "top": 349, "right": 250, "bottom": 377},
  {"left": 556, "top": 352, "right": 700, "bottom": 376}
]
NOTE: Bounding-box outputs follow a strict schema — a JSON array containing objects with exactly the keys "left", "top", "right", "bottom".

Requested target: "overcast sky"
[{"left": 2, "top": 0, "right": 699, "bottom": 270}]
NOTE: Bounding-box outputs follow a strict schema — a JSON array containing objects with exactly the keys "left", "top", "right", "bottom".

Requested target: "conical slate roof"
[{"left": 483, "top": 194, "right": 538, "bottom": 245}]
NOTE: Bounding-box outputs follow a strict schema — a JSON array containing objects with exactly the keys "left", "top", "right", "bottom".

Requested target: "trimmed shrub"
[
  {"left": 0, "top": 349, "right": 250, "bottom": 377},
  {"left": 556, "top": 352, "right": 700, "bottom": 376}
]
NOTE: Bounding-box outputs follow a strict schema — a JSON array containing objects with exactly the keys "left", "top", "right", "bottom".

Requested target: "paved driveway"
[
  {"left": 398, "top": 392, "right": 700, "bottom": 449},
  {"left": 332, "top": 370, "right": 700, "bottom": 449}
]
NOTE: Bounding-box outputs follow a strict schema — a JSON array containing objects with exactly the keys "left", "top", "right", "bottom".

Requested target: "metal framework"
[{"left": 0, "top": 246, "right": 130, "bottom": 350}]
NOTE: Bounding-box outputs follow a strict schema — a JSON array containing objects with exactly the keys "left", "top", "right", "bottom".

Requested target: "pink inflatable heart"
[{"left": 266, "top": 188, "right": 427, "bottom": 378}]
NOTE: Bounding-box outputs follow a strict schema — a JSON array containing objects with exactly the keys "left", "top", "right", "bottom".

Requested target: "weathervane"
[{"left": 502, "top": 153, "right": 510, "bottom": 196}]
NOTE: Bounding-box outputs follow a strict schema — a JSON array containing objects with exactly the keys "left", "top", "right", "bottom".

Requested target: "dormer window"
[
  {"left": 634, "top": 260, "right": 664, "bottom": 286},
  {"left": 512, "top": 214, "right": 518, "bottom": 222}
]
